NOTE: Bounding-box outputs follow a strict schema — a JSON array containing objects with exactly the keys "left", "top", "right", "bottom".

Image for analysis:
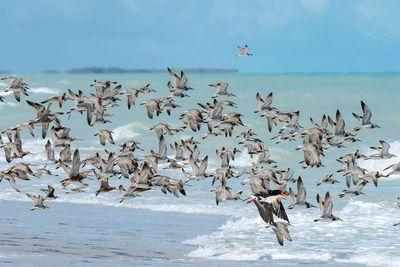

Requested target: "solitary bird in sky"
[{"left": 236, "top": 44, "right": 253, "bottom": 57}]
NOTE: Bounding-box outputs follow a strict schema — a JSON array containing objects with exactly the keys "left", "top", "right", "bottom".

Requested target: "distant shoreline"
[
  {"left": 65, "top": 67, "right": 239, "bottom": 74},
  {"left": 2, "top": 68, "right": 399, "bottom": 75}
]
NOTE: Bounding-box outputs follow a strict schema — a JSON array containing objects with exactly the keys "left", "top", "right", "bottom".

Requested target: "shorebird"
[
  {"left": 353, "top": 101, "right": 380, "bottom": 131},
  {"left": 169, "top": 142, "right": 185, "bottom": 161},
  {"left": 167, "top": 81, "right": 190, "bottom": 98},
  {"left": 182, "top": 155, "right": 209, "bottom": 181},
  {"left": 140, "top": 99, "right": 162, "bottom": 119},
  {"left": 163, "top": 158, "right": 185, "bottom": 170},
  {"left": 326, "top": 110, "right": 360, "bottom": 147},
  {"left": 26, "top": 193, "right": 49, "bottom": 211},
  {"left": 41, "top": 92, "right": 69, "bottom": 108},
  {"left": 314, "top": 192, "right": 341, "bottom": 222},
  {"left": 255, "top": 92, "right": 273, "bottom": 113},
  {"left": 33, "top": 165, "right": 57, "bottom": 178},
  {"left": 45, "top": 140, "right": 55, "bottom": 162},
  {"left": 260, "top": 109, "right": 290, "bottom": 133},
  {"left": 65, "top": 183, "right": 89, "bottom": 194},
  {"left": 150, "top": 123, "right": 185, "bottom": 139},
  {"left": 40, "top": 185, "right": 58, "bottom": 199},
  {"left": 240, "top": 171, "right": 269, "bottom": 194},
  {"left": 366, "top": 140, "right": 396, "bottom": 159},
  {"left": 167, "top": 67, "right": 193, "bottom": 91},
  {"left": 138, "top": 83, "right": 156, "bottom": 94},
  {"left": 296, "top": 142, "right": 324, "bottom": 168},
  {"left": 94, "top": 129, "right": 115, "bottom": 145},
  {"left": 236, "top": 128, "right": 257, "bottom": 139},
  {"left": 180, "top": 109, "right": 204, "bottom": 132},
  {"left": 59, "top": 144, "right": 72, "bottom": 163},
  {"left": 151, "top": 175, "right": 186, "bottom": 197},
  {"left": 247, "top": 193, "right": 290, "bottom": 224},
  {"left": 26, "top": 100, "right": 62, "bottom": 138},
  {"left": 124, "top": 84, "right": 154, "bottom": 109},
  {"left": 288, "top": 177, "right": 315, "bottom": 209},
  {"left": 125, "top": 89, "right": 140, "bottom": 109},
  {"left": 239, "top": 138, "right": 265, "bottom": 155},
  {"left": 328, "top": 110, "right": 347, "bottom": 137},
  {"left": 0, "top": 77, "right": 29, "bottom": 102},
  {"left": 90, "top": 79, "right": 117, "bottom": 97},
  {"left": 95, "top": 174, "right": 116, "bottom": 196},
  {"left": 59, "top": 149, "right": 95, "bottom": 187},
  {"left": 210, "top": 185, "right": 242, "bottom": 205},
  {"left": 277, "top": 168, "right": 296, "bottom": 183},
  {"left": 236, "top": 44, "right": 253, "bottom": 56},
  {"left": 343, "top": 164, "right": 368, "bottom": 188},
  {"left": 118, "top": 185, "right": 142, "bottom": 202},
  {"left": 50, "top": 126, "right": 80, "bottom": 147},
  {"left": 254, "top": 150, "right": 276, "bottom": 165},
  {"left": 316, "top": 174, "right": 340, "bottom": 186},
  {"left": 338, "top": 180, "right": 368, "bottom": 198},
  {"left": 0, "top": 170, "right": 21, "bottom": 192},
  {"left": 151, "top": 135, "right": 167, "bottom": 161},
  {"left": 159, "top": 96, "right": 181, "bottom": 116},
  {"left": 266, "top": 222, "right": 292, "bottom": 246},
  {"left": 1, "top": 141, "right": 30, "bottom": 162},
  {"left": 383, "top": 161, "right": 400, "bottom": 177},
  {"left": 208, "top": 83, "right": 236, "bottom": 98}
]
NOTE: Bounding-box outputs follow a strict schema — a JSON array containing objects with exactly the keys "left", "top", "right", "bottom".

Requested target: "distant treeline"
[{"left": 65, "top": 67, "right": 238, "bottom": 74}]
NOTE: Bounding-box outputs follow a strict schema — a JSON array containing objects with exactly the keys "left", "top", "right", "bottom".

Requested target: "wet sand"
[{"left": 0, "top": 200, "right": 233, "bottom": 266}]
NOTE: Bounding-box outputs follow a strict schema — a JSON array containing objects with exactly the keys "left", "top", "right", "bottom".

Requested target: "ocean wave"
[
  {"left": 335, "top": 254, "right": 400, "bottom": 267},
  {"left": 0, "top": 190, "right": 242, "bottom": 217},
  {"left": 58, "top": 80, "right": 70, "bottom": 85},
  {"left": 0, "top": 91, "right": 13, "bottom": 96},
  {"left": 0, "top": 101, "right": 18, "bottom": 108},
  {"left": 357, "top": 140, "right": 400, "bottom": 174},
  {"left": 112, "top": 122, "right": 147, "bottom": 141},
  {"left": 271, "top": 251, "right": 333, "bottom": 261},
  {"left": 184, "top": 199, "right": 400, "bottom": 261},
  {"left": 232, "top": 149, "right": 254, "bottom": 167},
  {"left": 31, "top": 87, "right": 60, "bottom": 94}
]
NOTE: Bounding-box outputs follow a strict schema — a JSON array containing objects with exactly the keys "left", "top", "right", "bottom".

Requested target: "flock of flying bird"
[{"left": 0, "top": 45, "right": 399, "bottom": 246}]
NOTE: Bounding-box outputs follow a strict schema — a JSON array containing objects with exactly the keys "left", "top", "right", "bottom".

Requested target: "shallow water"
[{"left": 0, "top": 73, "right": 399, "bottom": 266}]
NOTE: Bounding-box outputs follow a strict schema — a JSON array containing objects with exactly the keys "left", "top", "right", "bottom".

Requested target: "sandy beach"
[{"left": 0, "top": 200, "right": 234, "bottom": 266}]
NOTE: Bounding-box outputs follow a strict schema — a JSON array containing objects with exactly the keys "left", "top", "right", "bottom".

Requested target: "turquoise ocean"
[{"left": 0, "top": 73, "right": 399, "bottom": 266}]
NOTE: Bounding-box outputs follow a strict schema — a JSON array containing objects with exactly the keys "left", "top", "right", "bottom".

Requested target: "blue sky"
[{"left": 1, "top": 0, "right": 399, "bottom": 73}]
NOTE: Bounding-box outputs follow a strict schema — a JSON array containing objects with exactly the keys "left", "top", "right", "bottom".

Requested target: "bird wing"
[
  {"left": 264, "top": 92, "right": 273, "bottom": 108},
  {"left": 158, "top": 135, "right": 167, "bottom": 159},
  {"left": 98, "top": 133, "right": 106, "bottom": 145},
  {"left": 271, "top": 225, "right": 284, "bottom": 246},
  {"left": 316, "top": 193, "right": 324, "bottom": 215},
  {"left": 254, "top": 200, "right": 274, "bottom": 224},
  {"left": 199, "top": 156, "right": 208, "bottom": 175},
  {"left": 167, "top": 68, "right": 180, "bottom": 85},
  {"left": 296, "top": 176, "right": 306, "bottom": 202},
  {"left": 323, "top": 192, "right": 333, "bottom": 217},
  {"left": 361, "top": 101, "right": 372, "bottom": 124},
  {"left": 146, "top": 102, "right": 155, "bottom": 119},
  {"left": 381, "top": 140, "right": 390, "bottom": 155},
  {"left": 70, "top": 149, "right": 81, "bottom": 176},
  {"left": 335, "top": 110, "right": 345, "bottom": 135}
]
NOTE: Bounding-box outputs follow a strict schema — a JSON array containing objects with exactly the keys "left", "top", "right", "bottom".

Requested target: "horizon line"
[{"left": 2, "top": 68, "right": 400, "bottom": 75}]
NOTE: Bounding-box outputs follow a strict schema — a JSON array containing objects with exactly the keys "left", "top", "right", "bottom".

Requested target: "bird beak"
[
  {"left": 280, "top": 192, "right": 289, "bottom": 199},
  {"left": 244, "top": 196, "right": 256, "bottom": 203}
]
